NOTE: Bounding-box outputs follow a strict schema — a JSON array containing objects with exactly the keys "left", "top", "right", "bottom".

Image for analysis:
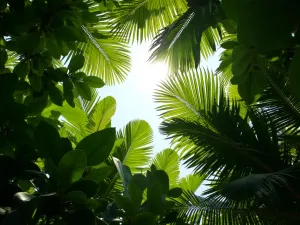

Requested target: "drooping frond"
[
  {"left": 254, "top": 66, "right": 300, "bottom": 134},
  {"left": 63, "top": 22, "right": 131, "bottom": 85},
  {"left": 159, "top": 98, "right": 285, "bottom": 179},
  {"left": 111, "top": 0, "right": 188, "bottom": 43},
  {"left": 171, "top": 191, "right": 297, "bottom": 225},
  {"left": 149, "top": 2, "right": 222, "bottom": 72}
]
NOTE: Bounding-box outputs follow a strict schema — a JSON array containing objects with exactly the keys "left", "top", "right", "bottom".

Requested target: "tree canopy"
[{"left": 0, "top": 0, "right": 300, "bottom": 225}]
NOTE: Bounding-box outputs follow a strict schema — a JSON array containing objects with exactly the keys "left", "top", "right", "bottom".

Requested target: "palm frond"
[
  {"left": 149, "top": 3, "right": 222, "bottom": 72},
  {"left": 150, "top": 148, "right": 180, "bottom": 188},
  {"left": 112, "top": 120, "right": 153, "bottom": 173},
  {"left": 86, "top": 96, "right": 117, "bottom": 133},
  {"left": 254, "top": 65, "right": 300, "bottom": 134},
  {"left": 159, "top": 98, "right": 285, "bottom": 179},
  {"left": 63, "top": 22, "right": 131, "bottom": 85},
  {"left": 111, "top": 0, "right": 188, "bottom": 43},
  {"left": 171, "top": 190, "right": 297, "bottom": 225},
  {"left": 179, "top": 174, "right": 205, "bottom": 192},
  {"left": 154, "top": 68, "right": 221, "bottom": 122}
]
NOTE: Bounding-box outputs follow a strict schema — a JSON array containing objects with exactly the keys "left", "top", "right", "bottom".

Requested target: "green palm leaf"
[
  {"left": 150, "top": 148, "right": 180, "bottom": 188},
  {"left": 159, "top": 101, "right": 284, "bottom": 179},
  {"left": 149, "top": 3, "right": 222, "bottom": 72},
  {"left": 179, "top": 174, "right": 205, "bottom": 192},
  {"left": 63, "top": 23, "right": 131, "bottom": 85},
  {"left": 111, "top": 0, "right": 188, "bottom": 43},
  {"left": 154, "top": 68, "right": 220, "bottom": 122},
  {"left": 101, "top": 120, "right": 154, "bottom": 199},
  {"left": 87, "top": 96, "right": 117, "bottom": 133},
  {"left": 171, "top": 191, "right": 289, "bottom": 225},
  {"left": 254, "top": 68, "right": 300, "bottom": 134}
]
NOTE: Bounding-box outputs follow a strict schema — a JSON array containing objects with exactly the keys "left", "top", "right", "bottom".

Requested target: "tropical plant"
[{"left": 155, "top": 63, "right": 300, "bottom": 224}]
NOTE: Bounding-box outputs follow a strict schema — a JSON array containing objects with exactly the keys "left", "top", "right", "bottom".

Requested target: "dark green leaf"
[
  {"left": 13, "top": 60, "right": 30, "bottom": 78},
  {"left": 238, "top": 70, "right": 266, "bottom": 104},
  {"left": 289, "top": 48, "right": 300, "bottom": 99},
  {"left": 58, "top": 150, "right": 87, "bottom": 187},
  {"left": 63, "top": 191, "right": 87, "bottom": 204},
  {"left": 114, "top": 195, "right": 135, "bottom": 217},
  {"left": 154, "top": 170, "right": 169, "bottom": 194},
  {"left": 128, "top": 182, "right": 143, "bottom": 207},
  {"left": 68, "top": 54, "right": 85, "bottom": 72},
  {"left": 231, "top": 45, "right": 252, "bottom": 77},
  {"left": 83, "top": 76, "right": 105, "bottom": 88},
  {"left": 131, "top": 212, "right": 157, "bottom": 225},
  {"left": 74, "top": 82, "right": 91, "bottom": 100},
  {"left": 29, "top": 74, "right": 43, "bottom": 92},
  {"left": 86, "top": 166, "right": 113, "bottom": 183},
  {"left": 167, "top": 187, "right": 182, "bottom": 198},
  {"left": 34, "top": 121, "right": 61, "bottom": 161},
  {"left": 147, "top": 180, "right": 164, "bottom": 214},
  {"left": 49, "top": 84, "right": 63, "bottom": 106},
  {"left": 63, "top": 79, "right": 75, "bottom": 107},
  {"left": 131, "top": 174, "right": 147, "bottom": 191},
  {"left": 70, "top": 180, "right": 99, "bottom": 198},
  {"left": 76, "top": 128, "right": 116, "bottom": 166},
  {"left": 0, "top": 50, "right": 8, "bottom": 67},
  {"left": 113, "top": 157, "right": 132, "bottom": 192}
]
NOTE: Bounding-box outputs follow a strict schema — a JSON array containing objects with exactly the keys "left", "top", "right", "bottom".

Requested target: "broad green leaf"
[
  {"left": 115, "top": 194, "right": 135, "bottom": 217},
  {"left": 167, "top": 187, "right": 182, "bottom": 198},
  {"left": 86, "top": 166, "right": 113, "bottom": 183},
  {"left": 63, "top": 191, "right": 87, "bottom": 204},
  {"left": 113, "top": 157, "right": 132, "bottom": 192},
  {"left": 74, "top": 81, "right": 91, "bottom": 101},
  {"left": 13, "top": 60, "right": 30, "bottom": 78},
  {"left": 49, "top": 85, "right": 63, "bottom": 106},
  {"left": 114, "top": 120, "right": 153, "bottom": 173},
  {"left": 154, "top": 170, "right": 169, "bottom": 194},
  {"left": 68, "top": 54, "right": 85, "bottom": 72},
  {"left": 131, "top": 174, "right": 147, "bottom": 191},
  {"left": 147, "top": 180, "right": 164, "bottom": 214},
  {"left": 58, "top": 150, "right": 87, "bottom": 187},
  {"left": 151, "top": 149, "right": 179, "bottom": 188},
  {"left": 179, "top": 174, "right": 205, "bottom": 192},
  {"left": 83, "top": 76, "right": 105, "bottom": 88},
  {"left": 63, "top": 79, "right": 75, "bottom": 107},
  {"left": 76, "top": 128, "right": 116, "bottom": 166},
  {"left": 131, "top": 212, "right": 157, "bottom": 225},
  {"left": 34, "top": 121, "right": 61, "bottom": 163},
  {"left": 128, "top": 182, "right": 143, "bottom": 207},
  {"left": 70, "top": 180, "right": 99, "bottom": 198},
  {"left": 289, "top": 48, "right": 300, "bottom": 99},
  {"left": 237, "top": 0, "right": 299, "bottom": 53},
  {"left": 29, "top": 74, "right": 43, "bottom": 92},
  {"left": 88, "top": 96, "right": 116, "bottom": 132},
  {"left": 231, "top": 45, "right": 252, "bottom": 78},
  {"left": 238, "top": 70, "right": 266, "bottom": 104}
]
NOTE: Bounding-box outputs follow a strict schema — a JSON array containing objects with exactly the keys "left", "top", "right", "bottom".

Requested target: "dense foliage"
[{"left": 1, "top": 0, "right": 300, "bottom": 225}]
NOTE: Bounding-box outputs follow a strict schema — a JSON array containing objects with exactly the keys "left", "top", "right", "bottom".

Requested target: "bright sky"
[{"left": 100, "top": 43, "right": 221, "bottom": 193}]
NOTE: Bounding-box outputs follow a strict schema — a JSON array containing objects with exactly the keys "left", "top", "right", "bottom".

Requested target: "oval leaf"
[
  {"left": 58, "top": 150, "right": 87, "bottom": 187},
  {"left": 76, "top": 128, "right": 116, "bottom": 166},
  {"left": 83, "top": 76, "right": 105, "bottom": 88},
  {"left": 167, "top": 187, "right": 182, "bottom": 198},
  {"left": 74, "top": 81, "right": 91, "bottom": 101},
  {"left": 68, "top": 54, "right": 85, "bottom": 72}
]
